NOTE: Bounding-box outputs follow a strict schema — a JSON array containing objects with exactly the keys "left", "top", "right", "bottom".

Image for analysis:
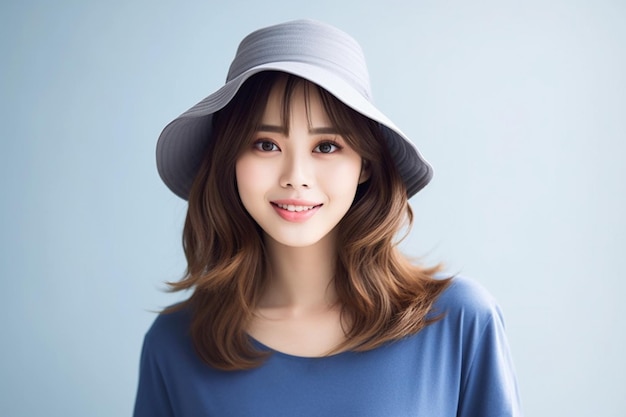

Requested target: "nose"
[{"left": 279, "top": 151, "right": 313, "bottom": 190}]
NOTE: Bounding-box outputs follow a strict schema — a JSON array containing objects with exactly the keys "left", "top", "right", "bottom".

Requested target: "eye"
[
  {"left": 314, "top": 141, "right": 341, "bottom": 154},
  {"left": 253, "top": 140, "right": 280, "bottom": 152}
]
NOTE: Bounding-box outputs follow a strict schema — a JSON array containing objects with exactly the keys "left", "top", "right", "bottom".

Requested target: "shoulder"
[
  {"left": 142, "top": 303, "right": 194, "bottom": 357},
  {"left": 431, "top": 275, "right": 505, "bottom": 332},
  {"left": 433, "top": 277, "right": 523, "bottom": 415},
  {"left": 436, "top": 275, "right": 498, "bottom": 313}
]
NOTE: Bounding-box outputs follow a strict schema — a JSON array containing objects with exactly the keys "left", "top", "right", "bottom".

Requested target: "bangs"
[
  {"left": 258, "top": 73, "right": 358, "bottom": 140},
  {"left": 226, "top": 71, "right": 384, "bottom": 166}
]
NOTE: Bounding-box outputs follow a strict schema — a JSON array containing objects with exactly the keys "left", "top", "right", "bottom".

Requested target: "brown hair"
[{"left": 166, "top": 71, "right": 451, "bottom": 370}]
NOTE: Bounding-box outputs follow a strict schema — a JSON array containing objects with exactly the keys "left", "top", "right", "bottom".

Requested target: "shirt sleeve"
[
  {"left": 133, "top": 333, "right": 176, "bottom": 417},
  {"left": 457, "top": 305, "right": 523, "bottom": 417}
]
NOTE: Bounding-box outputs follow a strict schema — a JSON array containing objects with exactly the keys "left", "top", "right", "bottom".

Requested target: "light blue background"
[{"left": 1, "top": 1, "right": 624, "bottom": 416}]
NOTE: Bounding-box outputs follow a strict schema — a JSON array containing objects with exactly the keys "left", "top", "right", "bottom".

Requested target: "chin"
[
  {"left": 268, "top": 236, "right": 327, "bottom": 249},
  {"left": 263, "top": 228, "right": 336, "bottom": 250}
]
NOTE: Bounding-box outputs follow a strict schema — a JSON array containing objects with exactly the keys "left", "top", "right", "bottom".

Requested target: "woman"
[{"left": 134, "top": 19, "right": 522, "bottom": 416}]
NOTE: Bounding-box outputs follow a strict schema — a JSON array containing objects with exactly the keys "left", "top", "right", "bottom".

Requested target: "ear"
[{"left": 358, "top": 159, "right": 371, "bottom": 184}]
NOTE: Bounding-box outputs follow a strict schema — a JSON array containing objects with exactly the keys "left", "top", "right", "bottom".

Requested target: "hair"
[{"left": 165, "top": 71, "right": 451, "bottom": 370}]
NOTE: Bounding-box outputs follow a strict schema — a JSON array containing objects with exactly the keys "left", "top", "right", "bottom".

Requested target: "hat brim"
[{"left": 156, "top": 62, "right": 432, "bottom": 200}]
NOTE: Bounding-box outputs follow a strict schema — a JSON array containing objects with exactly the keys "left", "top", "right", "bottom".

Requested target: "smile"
[
  {"left": 274, "top": 203, "right": 318, "bottom": 212},
  {"left": 270, "top": 201, "right": 323, "bottom": 223}
]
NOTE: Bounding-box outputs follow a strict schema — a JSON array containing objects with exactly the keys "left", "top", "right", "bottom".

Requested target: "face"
[{"left": 235, "top": 79, "right": 368, "bottom": 249}]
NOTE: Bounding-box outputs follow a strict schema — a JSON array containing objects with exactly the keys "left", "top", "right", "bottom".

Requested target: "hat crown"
[{"left": 227, "top": 20, "right": 372, "bottom": 100}]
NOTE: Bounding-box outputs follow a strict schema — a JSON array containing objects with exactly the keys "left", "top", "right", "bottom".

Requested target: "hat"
[{"left": 156, "top": 19, "right": 433, "bottom": 199}]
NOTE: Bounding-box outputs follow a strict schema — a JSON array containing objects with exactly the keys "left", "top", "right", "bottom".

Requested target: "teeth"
[{"left": 276, "top": 203, "right": 317, "bottom": 212}]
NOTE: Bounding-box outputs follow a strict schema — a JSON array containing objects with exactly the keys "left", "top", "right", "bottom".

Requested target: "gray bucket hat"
[{"left": 156, "top": 19, "right": 433, "bottom": 199}]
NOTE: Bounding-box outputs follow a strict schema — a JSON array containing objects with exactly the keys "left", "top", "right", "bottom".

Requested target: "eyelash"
[{"left": 252, "top": 139, "right": 343, "bottom": 154}]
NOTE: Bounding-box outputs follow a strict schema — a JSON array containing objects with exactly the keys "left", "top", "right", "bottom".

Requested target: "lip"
[{"left": 270, "top": 199, "right": 323, "bottom": 223}]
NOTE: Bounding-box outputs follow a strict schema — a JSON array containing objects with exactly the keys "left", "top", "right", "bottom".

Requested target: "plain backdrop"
[{"left": 1, "top": 1, "right": 624, "bottom": 416}]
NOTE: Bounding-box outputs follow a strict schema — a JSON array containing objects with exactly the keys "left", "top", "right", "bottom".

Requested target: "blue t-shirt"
[{"left": 133, "top": 276, "right": 522, "bottom": 416}]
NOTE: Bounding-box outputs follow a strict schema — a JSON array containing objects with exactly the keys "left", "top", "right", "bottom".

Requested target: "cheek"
[
  {"left": 235, "top": 159, "right": 254, "bottom": 198},
  {"left": 235, "top": 157, "right": 272, "bottom": 200},
  {"left": 319, "top": 159, "right": 363, "bottom": 192}
]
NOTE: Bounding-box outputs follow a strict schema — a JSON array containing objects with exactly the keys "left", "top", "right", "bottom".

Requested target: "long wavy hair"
[{"left": 166, "top": 71, "right": 450, "bottom": 370}]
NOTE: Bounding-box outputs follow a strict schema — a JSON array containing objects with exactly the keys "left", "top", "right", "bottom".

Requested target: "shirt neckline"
[{"left": 248, "top": 335, "right": 355, "bottom": 361}]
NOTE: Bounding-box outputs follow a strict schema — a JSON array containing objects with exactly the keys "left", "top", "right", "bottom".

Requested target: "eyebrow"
[{"left": 257, "top": 124, "right": 340, "bottom": 135}]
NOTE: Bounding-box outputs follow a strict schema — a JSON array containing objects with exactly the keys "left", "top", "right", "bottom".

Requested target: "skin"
[{"left": 235, "top": 79, "right": 369, "bottom": 356}]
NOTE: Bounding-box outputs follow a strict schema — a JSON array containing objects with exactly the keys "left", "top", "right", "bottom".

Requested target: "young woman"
[{"left": 134, "top": 19, "right": 522, "bottom": 416}]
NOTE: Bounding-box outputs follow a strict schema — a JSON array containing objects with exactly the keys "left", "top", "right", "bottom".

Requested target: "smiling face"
[{"left": 235, "top": 77, "right": 368, "bottom": 249}]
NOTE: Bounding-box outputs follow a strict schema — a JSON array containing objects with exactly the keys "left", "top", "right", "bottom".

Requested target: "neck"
[{"left": 261, "top": 230, "right": 338, "bottom": 311}]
